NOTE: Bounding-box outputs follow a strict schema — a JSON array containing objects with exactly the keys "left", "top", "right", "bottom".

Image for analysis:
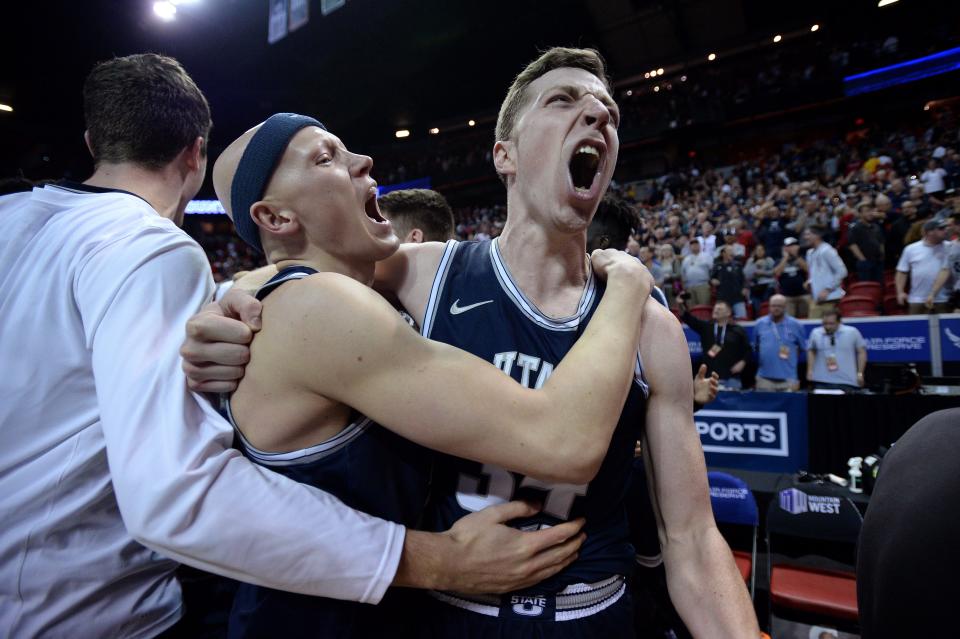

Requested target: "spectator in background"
[
  {"left": 681, "top": 237, "right": 713, "bottom": 306},
  {"left": 657, "top": 244, "right": 681, "bottom": 308},
  {"left": 639, "top": 245, "right": 663, "bottom": 288},
  {"left": 680, "top": 298, "right": 750, "bottom": 390},
  {"left": 847, "top": 201, "right": 886, "bottom": 282},
  {"left": 807, "top": 310, "right": 866, "bottom": 391},
  {"left": 744, "top": 244, "right": 775, "bottom": 317},
  {"left": 775, "top": 237, "right": 809, "bottom": 318},
  {"left": 732, "top": 218, "right": 756, "bottom": 256},
  {"left": 756, "top": 202, "right": 786, "bottom": 260},
  {"left": 888, "top": 199, "right": 919, "bottom": 264},
  {"left": 710, "top": 245, "right": 748, "bottom": 319},
  {"left": 896, "top": 218, "right": 951, "bottom": 314},
  {"left": 928, "top": 213, "right": 960, "bottom": 311},
  {"left": 719, "top": 231, "right": 742, "bottom": 262},
  {"left": 921, "top": 158, "right": 947, "bottom": 197},
  {"left": 804, "top": 225, "right": 847, "bottom": 319},
  {"left": 377, "top": 188, "right": 455, "bottom": 243},
  {"left": 754, "top": 294, "right": 806, "bottom": 391},
  {"left": 698, "top": 219, "right": 718, "bottom": 259}
]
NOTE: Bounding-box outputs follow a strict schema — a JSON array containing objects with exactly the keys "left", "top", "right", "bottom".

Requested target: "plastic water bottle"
[{"left": 848, "top": 457, "right": 863, "bottom": 494}]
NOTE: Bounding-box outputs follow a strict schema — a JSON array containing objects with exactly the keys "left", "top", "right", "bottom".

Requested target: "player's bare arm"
[
  {"left": 234, "top": 249, "right": 651, "bottom": 485},
  {"left": 639, "top": 302, "right": 760, "bottom": 637}
]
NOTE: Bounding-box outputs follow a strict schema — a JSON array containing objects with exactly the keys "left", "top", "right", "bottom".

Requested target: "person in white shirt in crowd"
[
  {"left": 806, "top": 309, "right": 867, "bottom": 392},
  {"left": 927, "top": 212, "right": 959, "bottom": 311},
  {"left": 680, "top": 237, "right": 713, "bottom": 306},
  {"left": 920, "top": 158, "right": 947, "bottom": 197},
  {"left": 0, "top": 54, "right": 587, "bottom": 639},
  {"left": 753, "top": 294, "right": 806, "bottom": 391},
  {"left": 697, "top": 219, "right": 718, "bottom": 259},
  {"left": 803, "top": 225, "right": 847, "bottom": 319},
  {"left": 897, "top": 218, "right": 951, "bottom": 314}
]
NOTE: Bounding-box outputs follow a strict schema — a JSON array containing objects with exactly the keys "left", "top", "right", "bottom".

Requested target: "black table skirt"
[{"left": 806, "top": 393, "right": 959, "bottom": 473}]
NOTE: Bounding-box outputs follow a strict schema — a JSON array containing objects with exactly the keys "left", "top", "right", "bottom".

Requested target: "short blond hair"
[{"left": 495, "top": 47, "right": 612, "bottom": 147}]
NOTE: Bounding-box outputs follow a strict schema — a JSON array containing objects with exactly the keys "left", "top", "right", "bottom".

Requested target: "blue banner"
[
  {"left": 684, "top": 315, "right": 933, "bottom": 363},
  {"left": 695, "top": 391, "right": 808, "bottom": 473},
  {"left": 940, "top": 313, "right": 960, "bottom": 362}
]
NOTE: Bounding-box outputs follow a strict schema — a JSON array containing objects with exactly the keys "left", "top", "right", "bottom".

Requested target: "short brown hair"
[
  {"left": 378, "top": 189, "right": 455, "bottom": 242},
  {"left": 495, "top": 47, "right": 612, "bottom": 146},
  {"left": 83, "top": 53, "right": 211, "bottom": 169}
]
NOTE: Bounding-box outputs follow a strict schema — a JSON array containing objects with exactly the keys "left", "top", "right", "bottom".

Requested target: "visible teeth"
[
  {"left": 574, "top": 186, "right": 590, "bottom": 194},
  {"left": 576, "top": 145, "right": 600, "bottom": 156}
]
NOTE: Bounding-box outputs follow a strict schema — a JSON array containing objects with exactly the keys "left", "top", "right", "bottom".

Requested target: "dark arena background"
[{"left": 2, "top": 1, "right": 959, "bottom": 637}]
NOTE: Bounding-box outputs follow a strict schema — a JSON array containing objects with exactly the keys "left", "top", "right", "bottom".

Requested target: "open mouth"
[
  {"left": 569, "top": 143, "right": 602, "bottom": 195},
  {"left": 364, "top": 190, "right": 387, "bottom": 224}
]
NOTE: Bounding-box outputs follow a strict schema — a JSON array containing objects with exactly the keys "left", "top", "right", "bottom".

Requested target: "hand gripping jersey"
[
  {"left": 421, "top": 239, "right": 649, "bottom": 594},
  {"left": 224, "top": 266, "right": 431, "bottom": 639}
]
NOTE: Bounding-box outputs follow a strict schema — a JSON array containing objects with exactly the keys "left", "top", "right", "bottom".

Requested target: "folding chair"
[
  {"left": 708, "top": 471, "right": 759, "bottom": 598},
  {"left": 767, "top": 485, "right": 862, "bottom": 632}
]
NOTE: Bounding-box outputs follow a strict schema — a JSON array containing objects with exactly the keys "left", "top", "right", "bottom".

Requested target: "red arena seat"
[
  {"left": 839, "top": 295, "right": 879, "bottom": 316},
  {"left": 847, "top": 281, "right": 882, "bottom": 304}
]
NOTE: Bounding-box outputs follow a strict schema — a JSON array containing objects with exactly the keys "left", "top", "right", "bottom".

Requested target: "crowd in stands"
[{"left": 440, "top": 107, "right": 960, "bottom": 322}]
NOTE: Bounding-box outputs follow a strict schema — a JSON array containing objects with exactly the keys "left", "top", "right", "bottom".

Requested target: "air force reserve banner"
[{"left": 695, "top": 391, "right": 809, "bottom": 473}]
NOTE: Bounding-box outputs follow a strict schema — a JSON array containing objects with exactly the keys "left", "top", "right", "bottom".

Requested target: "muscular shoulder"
[
  {"left": 640, "top": 301, "right": 690, "bottom": 380},
  {"left": 272, "top": 272, "right": 390, "bottom": 328}
]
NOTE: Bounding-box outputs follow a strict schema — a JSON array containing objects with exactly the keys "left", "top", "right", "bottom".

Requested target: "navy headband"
[{"left": 230, "top": 113, "right": 325, "bottom": 253}]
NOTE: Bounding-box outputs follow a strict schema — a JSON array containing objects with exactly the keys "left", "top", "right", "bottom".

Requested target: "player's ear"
[
  {"left": 494, "top": 140, "right": 516, "bottom": 181},
  {"left": 250, "top": 201, "right": 300, "bottom": 239}
]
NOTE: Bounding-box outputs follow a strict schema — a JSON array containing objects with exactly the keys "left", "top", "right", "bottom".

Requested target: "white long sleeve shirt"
[
  {"left": 0, "top": 184, "right": 404, "bottom": 638},
  {"left": 805, "top": 242, "right": 847, "bottom": 301}
]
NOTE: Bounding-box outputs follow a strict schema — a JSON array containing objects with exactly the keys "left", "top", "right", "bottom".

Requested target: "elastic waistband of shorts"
[{"left": 428, "top": 575, "right": 626, "bottom": 622}]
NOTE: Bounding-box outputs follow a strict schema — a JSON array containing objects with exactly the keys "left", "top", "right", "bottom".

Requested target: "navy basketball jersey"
[
  {"left": 421, "top": 239, "right": 649, "bottom": 592},
  {"left": 225, "top": 266, "right": 431, "bottom": 639}
]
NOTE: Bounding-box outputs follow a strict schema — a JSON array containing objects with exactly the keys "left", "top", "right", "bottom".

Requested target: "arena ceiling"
[{"left": 0, "top": 0, "right": 942, "bottom": 179}]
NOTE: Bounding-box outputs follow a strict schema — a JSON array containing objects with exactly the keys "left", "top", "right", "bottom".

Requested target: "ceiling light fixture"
[
  {"left": 707, "top": 53, "right": 716, "bottom": 61},
  {"left": 773, "top": 34, "right": 782, "bottom": 43},
  {"left": 811, "top": 24, "right": 820, "bottom": 32},
  {"left": 153, "top": 1, "right": 176, "bottom": 21},
  {"left": 395, "top": 129, "right": 410, "bottom": 139}
]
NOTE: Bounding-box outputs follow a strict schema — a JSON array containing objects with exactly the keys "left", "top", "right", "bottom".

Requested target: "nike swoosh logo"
[{"left": 450, "top": 299, "right": 494, "bottom": 315}]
